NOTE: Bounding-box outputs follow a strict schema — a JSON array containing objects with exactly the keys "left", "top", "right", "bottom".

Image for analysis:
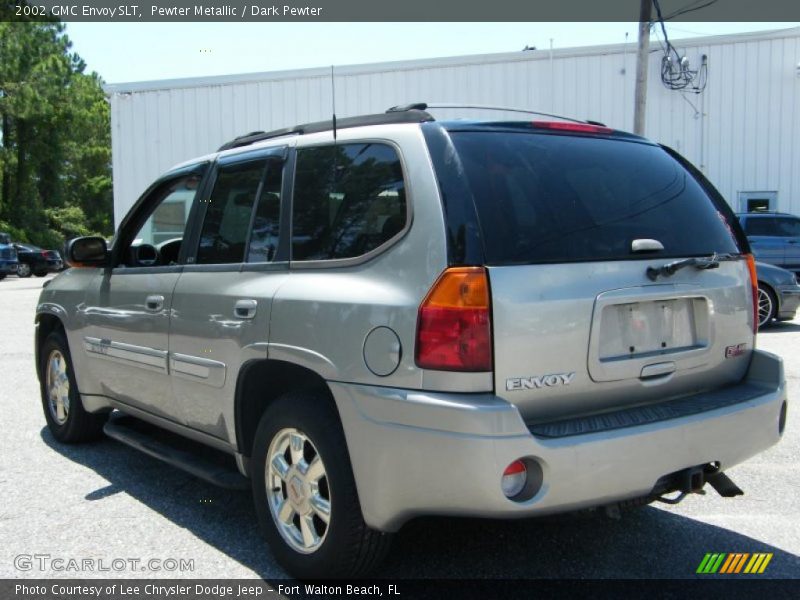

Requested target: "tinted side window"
[
  {"left": 776, "top": 218, "right": 800, "bottom": 237},
  {"left": 744, "top": 218, "right": 779, "bottom": 236},
  {"left": 292, "top": 143, "right": 406, "bottom": 261},
  {"left": 444, "top": 131, "right": 739, "bottom": 264},
  {"left": 197, "top": 160, "right": 266, "bottom": 264},
  {"left": 247, "top": 160, "right": 282, "bottom": 263}
]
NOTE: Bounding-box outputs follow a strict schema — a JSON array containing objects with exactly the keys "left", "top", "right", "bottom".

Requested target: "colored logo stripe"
[
  {"left": 720, "top": 553, "right": 749, "bottom": 573},
  {"left": 697, "top": 553, "right": 773, "bottom": 574},
  {"left": 697, "top": 553, "right": 726, "bottom": 574},
  {"left": 744, "top": 553, "right": 773, "bottom": 574}
]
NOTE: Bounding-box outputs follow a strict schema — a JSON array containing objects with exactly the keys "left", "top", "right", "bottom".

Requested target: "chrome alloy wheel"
[
  {"left": 757, "top": 286, "right": 774, "bottom": 328},
  {"left": 46, "top": 350, "right": 71, "bottom": 425},
  {"left": 266, "top": 428, "right": 331, "bottom": 554}
]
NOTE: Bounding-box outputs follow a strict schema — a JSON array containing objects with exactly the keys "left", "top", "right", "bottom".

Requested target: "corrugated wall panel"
[{"left": 109, "top": 28, "right": 800, "bottom": 226}]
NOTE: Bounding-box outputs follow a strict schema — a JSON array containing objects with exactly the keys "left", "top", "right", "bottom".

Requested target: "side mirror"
[{"left": 66, "top": 236, "right": 108, "bottom": 267}]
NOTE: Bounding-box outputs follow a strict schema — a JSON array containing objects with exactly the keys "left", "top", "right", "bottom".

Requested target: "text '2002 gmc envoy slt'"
[{"left": 35, "top": 104, "right": 788, "bottom": 578}]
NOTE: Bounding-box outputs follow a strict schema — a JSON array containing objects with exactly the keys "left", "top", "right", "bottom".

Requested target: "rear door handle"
[
  {"left": 145, "top": 295, "right": 164, "bottom": 312},
  {"left": 234, "top": 299, "right": 257, "bottom": 319}
]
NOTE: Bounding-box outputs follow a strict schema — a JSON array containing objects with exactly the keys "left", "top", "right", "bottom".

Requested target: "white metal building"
[{"left": 106, "top": 27, "right": 800, "bottom": 226}]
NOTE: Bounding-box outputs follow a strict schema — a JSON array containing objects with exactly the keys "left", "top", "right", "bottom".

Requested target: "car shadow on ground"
[{"left": 41, "top": 427, "right": 800, "bottom": 580}]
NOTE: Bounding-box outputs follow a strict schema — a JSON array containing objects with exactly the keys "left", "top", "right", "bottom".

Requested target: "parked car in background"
[
  {"left": 755, "top": 261, "right": 800, "bottom": 328},
  {"left": 737, "top": 212, "right": 800, "bottom": 273},
  {"left": 14, "top": 243, "right": 63, "bottom": 277},
  {"left": 0, "top": 232, "right": 19, "bottom": 280}
]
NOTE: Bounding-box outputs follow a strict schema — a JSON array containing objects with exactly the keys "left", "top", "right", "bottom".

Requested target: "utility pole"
[{"left": 633, "top": 0, "right": 652, "bottom": 135}]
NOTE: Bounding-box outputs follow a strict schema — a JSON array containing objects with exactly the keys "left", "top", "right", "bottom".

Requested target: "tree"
[{"left": 0, "top": 14, "right": 112, "bottom": 247}]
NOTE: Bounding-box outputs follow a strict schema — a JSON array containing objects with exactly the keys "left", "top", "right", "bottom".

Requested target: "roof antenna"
[{"left": 330, "top": 65, "right": 337, "bottom": 141}]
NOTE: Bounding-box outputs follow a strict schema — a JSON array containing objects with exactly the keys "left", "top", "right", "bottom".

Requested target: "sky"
[{"left": 65, "top": 22, "right": 799, "bottom": 84}]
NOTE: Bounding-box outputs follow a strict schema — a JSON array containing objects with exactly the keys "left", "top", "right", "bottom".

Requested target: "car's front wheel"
[
  {"left": 39, "top": 331, "right": 107, "bottom": 442},
  {"left": 17, "top": 263, "right": 31, "bottom": 278},
  {"left": 251, "top": 391, "right": 391, "bottom": 578},
  {"left": 757, "top": 283, "right": 777, "bottom": 329}
]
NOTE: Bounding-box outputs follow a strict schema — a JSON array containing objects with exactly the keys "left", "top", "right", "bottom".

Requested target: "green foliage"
[
  {"left": 0, "top": 219, "right": 29, "bottom": 243},
  {"left": 0, "top": 16, "right": 112, "bottom": 248}
]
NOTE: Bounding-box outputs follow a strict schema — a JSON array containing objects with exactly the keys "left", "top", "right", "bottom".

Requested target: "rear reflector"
[
  {"left": 415, "top": 267, "right": 492, "bottom": 371},
  {"left": 501, "top": 460, "right": 528, "bottom": 498},
  {"left": 532, "top": 121, "right": 613, "bottom": 135},
  {"left": 746, "top": 254, "right": 759, "bottom": 333}
]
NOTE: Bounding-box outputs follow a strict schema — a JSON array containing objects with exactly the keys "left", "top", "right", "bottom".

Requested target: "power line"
[
  {"left": 663, "top": 0, "right": 719, "bottom": 21},
  {"left": 652, "top": 0, "right": 708, "bottom": 93}
]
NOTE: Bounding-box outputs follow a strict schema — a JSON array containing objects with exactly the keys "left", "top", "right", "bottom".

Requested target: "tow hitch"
[
  {"left": 654, "top": 463, "right": 744, "bottom": 505},
  {"left": 602, "top": 463, "right": 744, "bottom": 518}
]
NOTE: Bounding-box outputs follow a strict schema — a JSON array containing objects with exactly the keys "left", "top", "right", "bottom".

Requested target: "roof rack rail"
[
  {"left": 218, "top": 109, "right": 434, "bottom": 152},
  {"left": 387, "top": 102, "right": 593, "bottom": 125}
]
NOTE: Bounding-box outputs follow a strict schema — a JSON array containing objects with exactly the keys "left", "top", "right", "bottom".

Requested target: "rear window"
[{"left": 445, "top": 131, "right": 739, "bottom": 264}]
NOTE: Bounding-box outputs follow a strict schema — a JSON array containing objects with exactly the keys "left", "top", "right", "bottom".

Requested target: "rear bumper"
[
  {"left": 23, "top": 258, "right": 61, "bottom": 273},
  {"left": 332, "top": 350, "right": 786, "bottom": 532},
  {"left": 776, "top": 284, "right": 800, "bottom": 319}
]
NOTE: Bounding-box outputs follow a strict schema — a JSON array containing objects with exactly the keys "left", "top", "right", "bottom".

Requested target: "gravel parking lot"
[{"left": 1, "top": 273, "right": 799, "bottom": 580}]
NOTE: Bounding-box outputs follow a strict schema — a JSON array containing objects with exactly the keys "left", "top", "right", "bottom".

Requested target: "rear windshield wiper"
[{"left": 646, "top": 253, "right": 738, "bottom": 281}]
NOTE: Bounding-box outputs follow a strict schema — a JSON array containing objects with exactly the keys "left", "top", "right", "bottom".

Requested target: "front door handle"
[
  {"left": 145, "top": 295, "right": 165, "bottom": 312},
  {"left": 234, "top": 299, "right": 257, "bottom": 319}
]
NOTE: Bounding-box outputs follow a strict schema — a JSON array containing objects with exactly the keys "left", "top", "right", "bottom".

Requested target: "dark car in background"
[
  {"left": 756, "top": 261, "right": 800, "bottom": 328},
  {"left": 737, "top": 212, "right": 800, "bottom": 273},
  {"left": 0, "top": 232, "right": 19, "bottom": 280},
  {"left": 13, "top": 243, "right": 63, "bottom": 277}
]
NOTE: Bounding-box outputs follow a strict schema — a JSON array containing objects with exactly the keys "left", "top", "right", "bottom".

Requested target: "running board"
[{"left": 103, "top": 415, "right": 249, "bottom": 490}]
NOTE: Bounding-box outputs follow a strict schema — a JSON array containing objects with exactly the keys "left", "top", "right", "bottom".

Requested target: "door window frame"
[
  {"left": 110, "top": 162, "right": 210, "bottom": 275},
  {"left": 182, "top": 145, "right": 291, "bottom": 273}
]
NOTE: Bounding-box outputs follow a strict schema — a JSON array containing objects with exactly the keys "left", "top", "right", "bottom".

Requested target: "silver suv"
[{"left": 36, "top": 105, "right": 788, "bottom": 578}]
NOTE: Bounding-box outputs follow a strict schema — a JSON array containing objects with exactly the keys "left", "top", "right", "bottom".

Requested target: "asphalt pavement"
[{"left": 1, "top": 273, "right": 798, "bottom": 580}]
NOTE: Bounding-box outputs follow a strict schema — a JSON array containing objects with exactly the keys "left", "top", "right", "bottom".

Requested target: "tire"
[
  {"left": 757, "top": 283, "right": 777, "bottom": 329},
  {"left": 39, "top": 330, "right": 107, "bottom": 442},
  {"left": 17, "top": 262, "right": 31, "bottom": 278},
  {"left": 34, "top": 271, "right": 47, "bottom": 277},
  {"left": 0, "top": 273, "right": 5, "bottom": 280},
  {"left": 251, "top": 391, "right": 391, "bottom": 579}
]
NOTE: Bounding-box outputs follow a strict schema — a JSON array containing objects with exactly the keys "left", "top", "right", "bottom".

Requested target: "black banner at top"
[{"left": 3, "top": 0, "right": 800, "bottom": 22}]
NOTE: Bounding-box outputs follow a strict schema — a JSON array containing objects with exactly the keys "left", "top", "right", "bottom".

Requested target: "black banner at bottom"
[{"left": 3, "top": 579, "right": 799, "bottom": 600}]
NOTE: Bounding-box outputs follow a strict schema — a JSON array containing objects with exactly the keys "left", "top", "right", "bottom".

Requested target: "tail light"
[
  {"left": 43, "top": 250, "right": 59, "bottom": 259},
  {"left": 746, "top": 254, "right": 759, "bottom": 333},
  {"left": 415, "top": 267, "right": 492, "bottom": 371}
]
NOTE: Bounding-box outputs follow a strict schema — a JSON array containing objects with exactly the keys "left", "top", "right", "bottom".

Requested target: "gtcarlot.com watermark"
[{"left": 14, "top": 554, "right": 195, "bottom": 573}]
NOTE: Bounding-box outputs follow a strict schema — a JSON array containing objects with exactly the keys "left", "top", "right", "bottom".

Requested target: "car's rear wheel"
[
  {"left": 40, "top": 331, "right": 107, "bottom": 442},
  {"left": 251, "top": 391, "right": 391, "bottom": 578},
  {"left": 757, "top": 283, "right": 777, "bottom": 329},
  {"left": 34, "top": 270, "right": 47, "bottom": 277},
  {"left": 17, "top": 263, "right": 31, "bottom": 278}
]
